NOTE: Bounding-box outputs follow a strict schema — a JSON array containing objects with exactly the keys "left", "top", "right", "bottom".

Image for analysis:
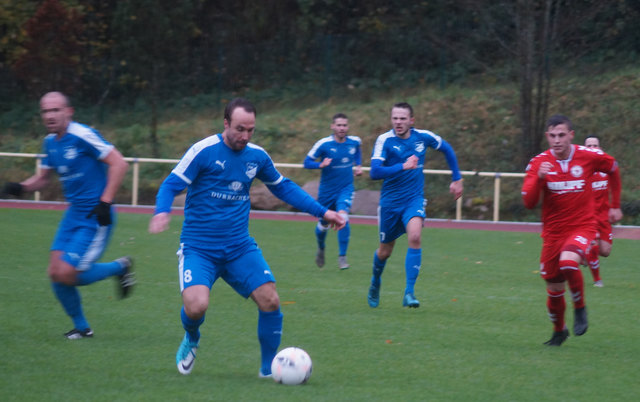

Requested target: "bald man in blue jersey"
[
  {"left": 304, "top": 113, "right": 362, "bottom": 270},
  {"left": 367, "top": 102, "right": 463, "bottom": 308},
  {"left": 2, "top": 91, "right": 134, "bottom": 339},
  {"left": 149, "top": 98, "right": 345, "bottom": 378}
]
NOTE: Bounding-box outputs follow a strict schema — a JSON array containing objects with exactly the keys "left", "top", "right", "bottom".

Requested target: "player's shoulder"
[
  {"left": 246, "top": 142, "right": 272, "bottom": 159},
  {"left": 67, "top": 121, "right": 103, "bottom": 140},
  {"left": 525, "top": 150, "right": 551, "bottom": 171},
  {"left": 575, "top": 144, "right": 605, "bottom": 157},
  {"left": 346, "top": 135, "right": 362, "bottom": 144},
  {"left": 375, "top": 130, "right": 395, "bottom": 143},
  {"left": 188, "top": 133, "right": 223, "bottom": 155}
]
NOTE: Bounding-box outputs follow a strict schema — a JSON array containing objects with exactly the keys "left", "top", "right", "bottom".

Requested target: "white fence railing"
[{"left": 0, "top": 152, "right": 525, "bottom": 222}]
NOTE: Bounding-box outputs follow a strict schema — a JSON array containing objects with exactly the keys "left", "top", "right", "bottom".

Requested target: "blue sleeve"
[
  {"left": 303, "top": 156, "right": 321, "bottom": 169},
  {"left": 154, "top": 173, "right": 188, "bottom": 214},
  {"left": 438, "top": 140, "right": 462, "bottom": 181},
  {"left": 370, "top": 159, "right": 403, "bottom": 180},
  {"left": 267, "top": 178, "right": 328, "bottom": 218}
]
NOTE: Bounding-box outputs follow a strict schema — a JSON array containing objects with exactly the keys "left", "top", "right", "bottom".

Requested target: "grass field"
[{"left": 0, "top": 208, "right": 638, "bottom": 401}]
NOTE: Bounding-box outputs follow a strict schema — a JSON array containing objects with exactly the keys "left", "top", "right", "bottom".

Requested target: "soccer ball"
[{"left": 271, "top": 347, "right": 313, "bottom": 385}]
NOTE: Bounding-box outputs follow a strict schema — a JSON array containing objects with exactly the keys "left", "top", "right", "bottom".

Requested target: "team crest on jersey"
[
  {"left": 64, "top": 146, "right": 78, "bottom": 160},
  {"left": 570, "top": 165, "right": 583, "bottom": 178},
  {"left": 349, "top": 147, "right": 355, "bottom": 154},
  {"left": 245, "top": 162, "right": 258, "bottom": 179},
  {"left": 415, "top": 142, "right": 425, "bottom": 153},
  {"left": 342, "top": 157, "right": 349, "bottom": 163},
  {"left": 229, "top": 181, "right": 243, "bottom": 192}
]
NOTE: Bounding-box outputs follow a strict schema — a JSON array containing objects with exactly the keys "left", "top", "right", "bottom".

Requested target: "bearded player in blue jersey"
[
  {"left": 304, "top": 113, "right": 362, "bottom": 270},
  {"left": 367, "top": 102, "right": 463, "bottom": 308},
  {"left": 148, "top": 98, "right": 345, "bottom": 378},
  {"left": 1, "top": 91, "right": 134, "bottom": 339}
]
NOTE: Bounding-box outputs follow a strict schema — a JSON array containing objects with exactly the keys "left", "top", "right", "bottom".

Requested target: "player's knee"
[
  {"left": 599, "top": 243, "right": 612, "bottom": 257},
  {"left": 184, "top": 298, "right": 208, "bottom": 318},
  {"left": 407, "top": 233, "right": 422, "bottom": 248},
  {"left": 47, "top": 262, "right": 76, "bottom": 285}
]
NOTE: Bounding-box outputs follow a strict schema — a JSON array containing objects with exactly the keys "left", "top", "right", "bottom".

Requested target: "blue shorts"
[
  {"left": 378, "top": 198, "right": 426, "bottom": 243},
  {"left": 318, "top": 186, "right": 354, "bottom": 220},
  {"left": 177, "top": 240, "right": 275, "bottom": 298},
  {"left": 51, "top": 204, "right": 115, "bottom": 271}
]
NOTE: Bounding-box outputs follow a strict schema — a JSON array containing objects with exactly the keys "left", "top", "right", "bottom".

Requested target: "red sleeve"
[
  {"left": 521, "top": 159, "right": 543, "bottom": 209},
  {"left": 608, "top": 165, "right": 621, "bottom": 208}
]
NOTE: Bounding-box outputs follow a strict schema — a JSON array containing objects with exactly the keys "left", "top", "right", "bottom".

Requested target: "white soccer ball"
[{"left": 271, "top": 347, "right": 313, "bottom": 385}]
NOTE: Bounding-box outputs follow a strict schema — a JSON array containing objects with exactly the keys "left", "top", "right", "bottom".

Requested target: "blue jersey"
[
  {"left": 371, "top": 128, "right": 461, "bottom": 207},
  {"left": 40, "top": 121, "right": 114, "bottom": 206},
  {"left": 304, "top": 135, "right": 361, "bottom": 197},
  {"left": 156, "top": 134, "right": 327, "bottom": 249}
]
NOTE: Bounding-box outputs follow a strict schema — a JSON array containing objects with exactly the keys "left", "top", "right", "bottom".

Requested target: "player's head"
[
  {"left": 40, "top": 91, "right": 73, "bottom": 136},
  {"left": 391, "top": 102, "right": 414, "bottom": 138},
  {"left": 584, "top": 135, "right": 601, "bottom": 150},
  {"left": 331, "top": 113, "right": 349, "bottom": 141},
  {"left": 223, "top": 98, "right": 256, "bottom": 151},
  {"left": 545, "top": 114, "right": 574, "bottom": 158}
]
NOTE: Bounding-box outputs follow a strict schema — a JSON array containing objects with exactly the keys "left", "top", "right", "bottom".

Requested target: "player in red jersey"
[
  {"left": 583, "top": 135, "right": 621, "bottom": 287},
  {"left": 522, "top": 115, "right": 622, "bottom": 346}
]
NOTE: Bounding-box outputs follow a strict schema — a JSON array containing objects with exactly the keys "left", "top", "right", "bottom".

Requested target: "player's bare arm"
[
  {"left": 537, "top": 161, "right": 554, "bottom": 179},
  {"left": 450, "top": 179, "right": 463, "bottom": 200},
  {"left": 608, "top": 208, "right": 623, "bottom": 223},
  {"left": 354, "top": 165, "right": 363, "bottom": 176},
  {"left": 319, "top": 158, "right": 332, "bottom": 168},
  {"left": 322, "top": 210, "right": 346, "bottom": 231},
  {"left": 402, "top": 155, "right": 419, "bottom": 170},
  {"left": 149, "top": 212, "right": 171, "bottom": 234},
  {"left": 101, "top": 148, "right": 129, "bottom": 203}
]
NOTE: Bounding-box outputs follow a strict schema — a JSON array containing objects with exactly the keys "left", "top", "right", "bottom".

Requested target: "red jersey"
[
  {"left": 522, "top": 145, "right": 620, "bottom": 237},
  {"left": 590, "top": 172, "right": 610, "bottom": 224}
]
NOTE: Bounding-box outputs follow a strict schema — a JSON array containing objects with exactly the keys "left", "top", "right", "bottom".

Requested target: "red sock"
[
  {"left": 546, "top": 289, "right": 566, "bottom": 332},
  {"left": 587, "top": 244, "right": 601, "bottom": 282},
  {"left": 560, "top": 259, "right": 585, "bottom": 309}
]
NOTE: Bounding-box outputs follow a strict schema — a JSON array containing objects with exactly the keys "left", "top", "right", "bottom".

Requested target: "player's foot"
[
  {"left": 116, "top": 256, "right": 136, "bottom": 298},
  {"left": 574, "top": 307, "right": 588, "bottom": 336},
  {"left": 258, "top": 371, "right": 272, "bottom": 379},
  {"left": 543, "top": 328, "right": 569, "bottom": 346},
  {"left": 64, "top": 328, "right": 94, "bottom": 339},
  {"left": 402, "top": 292, "right": 420, "bottom": 308},
  {"left": 315, "top": 248, "right": 325, "bottom": 268},
  {"left": 593, "top": 280, "right": 604, "bottom": 288},
  {"left": 338, "top": 255, "right": 350, "bottom": 270},
  {"left": 176, "top": 334, "right": 199, "bottom": 375},
  {"left": 368, "top": 282, "right": 380, "bottom": 308}
]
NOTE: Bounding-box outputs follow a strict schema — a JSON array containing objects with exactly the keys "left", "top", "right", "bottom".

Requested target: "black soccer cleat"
[
  {"left": 116, "top": 256, "right": 136, "bottom": 299},
  {"left": 543, "top": 328, "right": 569, "bottom": 346},
  {"left": 65, "top": 328, "right": 94, "bottom": 339},
  {"left": 573, "top": 307, "right": 588, "bottom": 336}
]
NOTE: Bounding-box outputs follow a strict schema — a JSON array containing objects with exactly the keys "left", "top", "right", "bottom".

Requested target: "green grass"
[{"left": 0, "top": 208, "right": 638, "bottom": 401}]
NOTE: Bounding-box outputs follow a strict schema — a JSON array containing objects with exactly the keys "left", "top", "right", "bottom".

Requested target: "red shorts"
[
  {"left": 539, "top": 228, "right": 596, "bottom": 281},
  {"left": 596, "top": 218, "right": 613, "bottom": 245}
]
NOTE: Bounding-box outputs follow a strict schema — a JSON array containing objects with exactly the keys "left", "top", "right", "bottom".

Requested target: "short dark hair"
[
  {"left": 392, "top": 102, "right": 413, "bottom": 117},
  {"left": 585, "top": 134, "right": 601, "bottom": 143},
  {"left": 224, "top": 98, "right": 256, "bottom": 122},
  {"left": 332, "top": 113, "right": 348, "bottom": 122},
  {"left": 546, "top": 114, "right": 572, "bottom": 131}
]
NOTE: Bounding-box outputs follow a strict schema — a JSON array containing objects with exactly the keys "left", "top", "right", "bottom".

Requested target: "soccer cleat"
[
  {"left": 258, "top": 371, "right": 272, "bottom": 379},
  {"left": 176, "top": 334, "right": 199, "bottom": 375},
  {"left": 367, "top": 282, "right": 380, "bottom": 308},
  {"left": 543, "top": 328, "right": 569, "bottom": 346},
  {"left": 116, "top": 256, "right": 136, "bottom": 299},
  {"left": 402, "top": 293, "right": 420, "bottom": 308},
  {"left": 338, "top": 255, "right": 350, "bottom": 270},
  {"left": 574, "top": 307, "right": 588, "bottom": 336},
  {"left": 315, "top": 248, "right": 325, "bottom": 268},
  {"left": 64, "top": 328, "right": 94, "bottom": 339},
  {"left": 593, "top": 280, "right": 604, "bottom": 288}
]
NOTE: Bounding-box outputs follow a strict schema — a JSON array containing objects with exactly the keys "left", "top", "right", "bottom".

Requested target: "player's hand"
[
  {"left": 450, "top": 179, "right": 463, "bottom": 200},
  {"left": 2, "top": 182, "right": 23, "bottom": 197},
  {"left": 608, "top": 207, "right": 623, "bottom": 224},
  {"left": 149, "top": 212, "right": 171, "bottom": 234},
  {"left": 86, "top": 201, "right": 112, "bottom": 226},
  {"left": 402, "top": 155, "right": 419, "bottom": 170},
  {"left": 319, "top": 158, "right": 332, "bottom": 168},
  {"left": 353, "top": 165, "right": 363, "bottom": 176},
  {"left": 322, "top": 210, "right": 346, "bottom": 231},
  {"left": 538, "top": 162, "right": 553, "bottom": 179}
]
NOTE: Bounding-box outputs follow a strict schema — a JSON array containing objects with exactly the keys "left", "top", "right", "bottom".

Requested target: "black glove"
[
  {"left": 86, "top": 201, "right": 112, "bottom": 226},
  {"left": 2, "top": 182, "right": 24, "bottom": 197}
]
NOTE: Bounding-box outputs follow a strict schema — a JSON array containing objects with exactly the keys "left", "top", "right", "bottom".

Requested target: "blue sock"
[
  {"left": 258, "top": 308, "right": 283, "bottom": 375},
  {"left": 405, "top": 248, "right": 422, "bottom": 295},
  {"left": 315, "top": 223, "right": 328, "bottom": 250},
  {"left": 181, "top": 306, "right": 204, "bottom": 344},
  {"left": 372, "top": 251, "right": 386, "bottom": 286},
  {"left": 51, "top": 282, "right": 90, "bottom": 330},
  {"left": 338, "top": 223, "right": 350, "bottom": 256},
  {"left": 76, "top": 261, "right": 124, "bottom": 285}
]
